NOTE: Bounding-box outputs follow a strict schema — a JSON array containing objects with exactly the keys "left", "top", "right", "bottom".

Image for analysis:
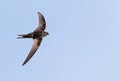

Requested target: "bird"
[{"left": 17, "top": 12, "right": 49, "bottom": 66}]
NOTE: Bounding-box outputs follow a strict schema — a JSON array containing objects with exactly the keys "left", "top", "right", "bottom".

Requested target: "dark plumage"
[{"left": 17, "top": 12, "right": 49, "bottom": 66}]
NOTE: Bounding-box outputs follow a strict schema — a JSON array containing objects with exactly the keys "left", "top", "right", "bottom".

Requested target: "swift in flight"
[{"left": 17, "top": 12, "right": 49, "bottom": 66}]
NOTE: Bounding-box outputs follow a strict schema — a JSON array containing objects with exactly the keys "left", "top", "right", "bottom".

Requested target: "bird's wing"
[
  {"left": 22, "top": 38, "right": 42, "bottom": 66},
  {"left": 37, "top": 12, "right": 46, "bottom": 30}
]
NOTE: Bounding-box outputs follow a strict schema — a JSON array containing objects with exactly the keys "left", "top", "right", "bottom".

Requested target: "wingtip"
[
  {"left": 37, "top": 12, "right": 40, "bottom": 14},
  {"left": 38, "top": 12, "right": 43, "bottom": 16},
  {"left": 22, "top": 64, "right": 24, "bottom": 66},
  {"left": 22, "top": 62, "right": 26, "bottom": 66},
  {"left": 22, "top": 58, "right": 29, "bottom": 66}
]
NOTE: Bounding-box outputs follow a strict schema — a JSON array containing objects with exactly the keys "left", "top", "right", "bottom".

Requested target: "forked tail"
[{"left": 17, "top": 33, "right": 33, "bottom": 39}]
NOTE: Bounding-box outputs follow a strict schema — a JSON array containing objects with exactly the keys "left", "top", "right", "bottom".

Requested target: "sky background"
[{"left": 0, "top": 0, "right": 120, "bottom": 81}]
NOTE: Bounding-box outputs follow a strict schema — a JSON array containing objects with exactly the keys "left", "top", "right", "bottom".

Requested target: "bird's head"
[{"left": 42, "top": 31, "right": 49, "bottom": 37}]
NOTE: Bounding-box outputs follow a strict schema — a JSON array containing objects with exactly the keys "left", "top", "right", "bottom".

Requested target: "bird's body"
[
  {"left": 18, "top": 30, "right": 48, "bottom": 39},
  {"left": 17, "top": 12, "right": 49, "bottom": 66}
]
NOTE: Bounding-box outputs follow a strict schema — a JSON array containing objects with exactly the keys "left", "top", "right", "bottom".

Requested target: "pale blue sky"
[{"left": 0, "top": 0, "right": 120, "bottom": 81}]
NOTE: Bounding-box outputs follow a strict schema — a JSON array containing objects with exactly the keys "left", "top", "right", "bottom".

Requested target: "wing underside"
[
  {"left": 22, "top": 38, "right": 42, "bottom": 65},
  {"left": 37, "top": 12, "right": 46, "bottom": 30}
]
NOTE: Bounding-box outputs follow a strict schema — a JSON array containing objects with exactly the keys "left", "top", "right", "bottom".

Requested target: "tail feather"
[
  {"left": 17, "top": 37, "right": 24, "bottom": 39},
  {"left": 17, "top": 33, "right": 33, "bottom": 39}
]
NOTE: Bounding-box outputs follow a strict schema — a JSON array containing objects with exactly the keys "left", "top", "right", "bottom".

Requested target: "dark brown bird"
[{"left": 17, "top": 12, "right": 49, "bottom": 66}]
